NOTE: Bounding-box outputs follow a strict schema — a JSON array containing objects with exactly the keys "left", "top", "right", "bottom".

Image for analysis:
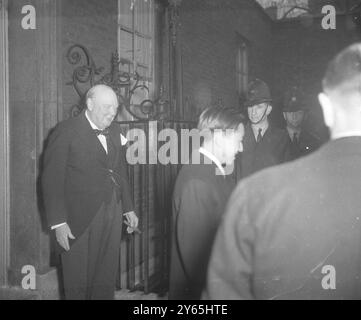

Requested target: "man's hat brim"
[
  {"left": 245, "top": 98, "right": 272, "bottom": 107},
  {"left": 283, "top": 104, "right": 308, "bottom": 112}
]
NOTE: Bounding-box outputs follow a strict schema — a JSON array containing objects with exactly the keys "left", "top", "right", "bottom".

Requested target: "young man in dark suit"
[
  {"left": 42, "top": 84, "right": 138, "bottom": 299},
  {"left": 205, "top": 43, "right": 361, "bottom": 299},
  {"left": 283, "top": 87, "right": 322, "bottom": 160},
  {"left": 235, "top": 79, "right": 291, "bottom": 180},
  {"left": 169, "top": 106, "right": 245, "bottom": 300}
]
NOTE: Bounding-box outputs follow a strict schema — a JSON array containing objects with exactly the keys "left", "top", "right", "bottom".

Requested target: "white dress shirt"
[
  {"left": 86, "top": 110, "right": 108, "bottom": 153},
  {"left": 199, "top": 147, "right": 226, "bottom": 176},
  {"left": 251, "top": 122, "right": 269, "bottom": 140},
  {"left": 332, "top": 131, "right": 361, "bottom": 140},
  {"left": 286, "top": 127, "right": 301, "bottom": 142}
]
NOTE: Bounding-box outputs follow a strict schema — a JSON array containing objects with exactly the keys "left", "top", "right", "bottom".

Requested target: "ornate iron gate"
[
  {"left": 66, "top": 44, "right": 195, "bottom": 294},
  {"left": 115, "top": 120, "right": 195, "bottom": 294}
]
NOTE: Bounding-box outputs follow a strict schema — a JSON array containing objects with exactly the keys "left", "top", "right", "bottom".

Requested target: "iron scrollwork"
[
  {"left": 66, "top": 45, "right": 104, "bottom": 117},
  {"left": 66, "top": 44, "right": 169, "bottom": 120},
  {"left": 168, "top": 0, "right": 182, "bottom": 47}
]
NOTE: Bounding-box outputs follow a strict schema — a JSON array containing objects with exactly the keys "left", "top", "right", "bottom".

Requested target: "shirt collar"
[
  {"left": 199, "top": 147, "right": 226, "bottom": 176},
  {"left": 85, "top": 110, "right": 101, "bottom": 130},
  {"left": 332, "top": 131, "right": 361, "bottom": 140},
  {"left": 251, "top": 122, "right": 269, "bottom": 138},
  {"left": 85, "top": 110, "right": 128, "bottom": 146},
  {"left": 287, "top": 127, "right": 301, "bottom": 139}
]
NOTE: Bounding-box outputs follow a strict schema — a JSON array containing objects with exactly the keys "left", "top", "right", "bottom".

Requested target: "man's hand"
[
  {"left": 123, "top": 211, "right": 139, "bottom": 234},
  {"left": 55, "top": 223, "right": 75, "bottom": 251}
]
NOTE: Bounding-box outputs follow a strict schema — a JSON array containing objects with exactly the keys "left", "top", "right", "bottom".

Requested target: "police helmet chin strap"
[{"left": 249, "top": 104, "right": 269, "bottom": 125}]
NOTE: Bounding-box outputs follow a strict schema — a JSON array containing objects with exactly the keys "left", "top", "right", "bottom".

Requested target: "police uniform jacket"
[
  {"left": 288, "top": 129, "right": 322, "bottom": 161},
  {"left": 236, "top": 123, "right": 291, "bottom": 179}
]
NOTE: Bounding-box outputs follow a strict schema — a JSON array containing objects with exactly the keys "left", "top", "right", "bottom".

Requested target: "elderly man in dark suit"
[
  {"left": 42, "top": 84, "right": 138, "bottom": 300},
  {"left": 205, "top": 43, "right": 361, "bottom": 300},
  {"left": 169, "top": 107, "right": 245, "bottom": 300}
]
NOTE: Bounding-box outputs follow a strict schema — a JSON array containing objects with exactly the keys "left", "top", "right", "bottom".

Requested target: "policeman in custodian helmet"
[
  {"left": 235, "top": 79, "right": 291, "bottom": 180},
  {"left": 283, "top": 87, "right": 322, "bottom": 160}
]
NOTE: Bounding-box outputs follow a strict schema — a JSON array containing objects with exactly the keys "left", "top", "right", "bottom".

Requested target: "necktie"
[
  {"left": 256, "top": 128, "right": 262, "bottom": 143},
  {"left": 293, "top": 132, "right": 298, "bottom": 145}
]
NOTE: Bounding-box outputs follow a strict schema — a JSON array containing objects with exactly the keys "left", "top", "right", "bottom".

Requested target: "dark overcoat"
[
  {"left": 205, "top": 137, "right": 361, "bottom": 299},
  {"left": 169, "top": 151, "right": 235, "bottom": 300}
]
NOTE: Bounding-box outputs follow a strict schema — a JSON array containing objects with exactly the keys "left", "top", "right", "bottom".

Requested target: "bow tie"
[{"left": 93, "top": 128, "right": 110, "bottom": 137}]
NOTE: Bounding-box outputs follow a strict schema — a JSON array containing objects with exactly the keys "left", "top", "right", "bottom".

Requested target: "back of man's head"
[
  {"left": 320, "top": 43, "right": 361, "bottom": 136},
  {"left": 323, "top": 43, "right": 361, "bottom": 95}
]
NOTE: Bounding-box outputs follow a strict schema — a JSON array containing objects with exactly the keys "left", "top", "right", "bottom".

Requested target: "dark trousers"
[{"left": 61, "top": 193, "right": 123, "bottom": 300}]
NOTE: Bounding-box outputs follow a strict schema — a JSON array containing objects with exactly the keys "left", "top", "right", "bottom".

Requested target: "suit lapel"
[
  {"left": 107, "top": 130, "right": 117, "bottom": 167},
  {"left": 108, "top": 124, "right": 122, "bottom": 168},
  {"left": 244, "top": 123, "right": 257, "bottom": 151},
  {"left": 262, "top": 125, "right": 272, "bottom": 144},
  {"left": 77, "top": 111, "right": 108, "bottom": 166}
]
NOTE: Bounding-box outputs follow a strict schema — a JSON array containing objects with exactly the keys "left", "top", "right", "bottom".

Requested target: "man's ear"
[
  {"left": 266, "top": 104, "right": 273, "bottom": 116},
  {"left": 318, "top": 92, "right": 334, "bottom": 128},
  {"left": 86, "top": 98, "right": 93, "bottom": 111},
  {"left": 213, "top": 129, "right": 224, "bottom": 150}
]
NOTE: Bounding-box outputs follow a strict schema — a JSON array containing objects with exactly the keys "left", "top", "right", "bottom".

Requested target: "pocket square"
[{"left": 120, "top": 133, "right": 128, "bottom": 146}]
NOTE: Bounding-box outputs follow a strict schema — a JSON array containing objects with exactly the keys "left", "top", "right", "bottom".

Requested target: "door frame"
[{"left": 0, "top": 0, "right": 10, "bottom": 287}]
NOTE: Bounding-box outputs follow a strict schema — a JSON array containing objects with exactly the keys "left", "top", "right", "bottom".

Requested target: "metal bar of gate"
[
  {"left": 143, "top": 121, "right": 150, "bottom": 293},
  {"left": 116, "top": 120, "right": 196, "bottom": 293},
  {"left": 129, "top": 123, "right": 136, "bottom": 290}
]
